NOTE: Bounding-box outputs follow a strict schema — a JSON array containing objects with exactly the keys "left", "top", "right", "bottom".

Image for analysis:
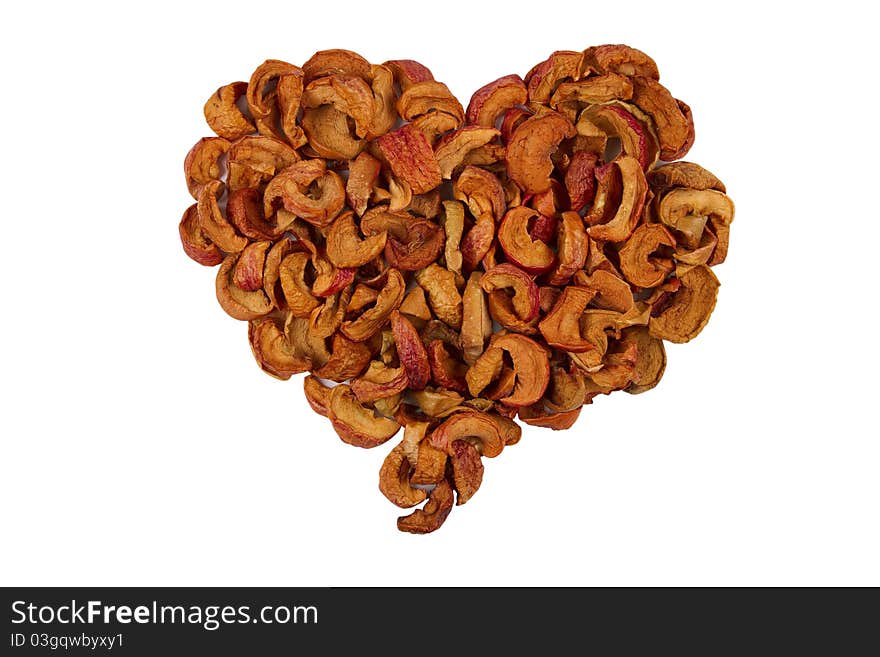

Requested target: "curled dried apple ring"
[
  {"left": 430, "top": 410, "right": 506, "bottom": 458},
  {"left": 619, "top": 223, "right": 676, "bottom": 288},
  {"left": 466, "top": 74, "right": 528, "bottom": 128},
  {"left": 585, "top": 156, "right": 647, "bottom": 243},
  {"left": 341, "top": 268, "right": 405, "bottom": 341},
  {"left": 397, "top": 479, "right": 454, "bottom": 534},
  {"left": 498, "top": 207, "right": 556, "bottom": 274},
  {"left": 248, "top": 316, "right": 311, "bottom": 380},
  {"left": 263, "top": 160, "right": 345, "bottom": 228},
  {"left": 352, "top": 361, "right": 409, "bottom": 403},
  {"left": 481, "top": 263, "right": 540, "bottom": 323},
  {"left": 204, "top": 82, "right": 254, "bottom": 140},
  {"left": 379, "top": 442, "right": 428, "bottom": 508},
  {"left": 506, "top": 111, "right": 576, "bottom": 194},
  {"left": 328, "top": 384, "right": 400, "bottom": 448},
  {"left": 184, "top": 137, "right": 229, "bottom": 200},
  {"left": 384, "top": 219, "right": 445, "bottom": 272},
  {"left": 435, "top": 126, "right": 500, "bottom": 179},
  {"left": 648, "top": 264, "right": 719, "bottom": 343},
  {"left": 326, "top": 211, "right": 387, "bottom": 268},
  {"left": 227, "top": 135, "right": 299, "bottom": 192},
  {"left": 215, "top": 249, "right": 273, "bottom": 321},
  {"left": 539, "top": 286, "right": 597, "bottom": 352},
  {"left": 247, "top": 59, "right": 302, "bottom": 140},
  {"left": 179, "top": 203, "right": 222, "bottom": 266}
]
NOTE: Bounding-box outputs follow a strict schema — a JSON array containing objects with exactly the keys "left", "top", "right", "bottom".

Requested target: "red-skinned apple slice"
[
  {"left": 497, "top": 207, "right": 556, "bottom": 274},
  {"left": 480, "top": 263, "right": 540, "bottom": 322},
  {"left": 390, "top": 310, "right": 431, "bottom": 390}
]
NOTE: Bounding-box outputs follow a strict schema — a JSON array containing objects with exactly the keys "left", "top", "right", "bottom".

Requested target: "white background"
[{"left": 1, "top": 1, "right": 877, "bottom": 586}]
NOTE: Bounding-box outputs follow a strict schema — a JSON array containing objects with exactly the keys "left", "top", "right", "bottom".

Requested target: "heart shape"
[{"left": 179, "top": 45, "right": 735, "bottom": 533}]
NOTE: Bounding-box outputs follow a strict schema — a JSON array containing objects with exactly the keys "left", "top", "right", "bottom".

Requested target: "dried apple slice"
[
  {"left": 327, "top": 384, "right": 400, "bottom": 448},
  {"left": 492, "top": 334, "right": 550, "bottom": 407},
  {"left": 466, "top": 74, "right": 528, "bottom": 127},
  {"left": 197, "top": 180, "right": 247, "bottom": 254},
  {"left": 380, "top": 442, "right": 428, "bottom": 508},
  {"left": 412, "top": 388, "right": 465, "bottom": 418},
  {"left": 430, "top": 410, "right": 505, "bottom": 458},
  {"left": 311, "top": 254, "right": 355, "bottom": 298},
  {"left": 375, "top": 124, "right": 442, "bottom": 195},
  {"left": 204, "top": 82, "right": 254, "bottom": 140},
  {"left": 461, "top": 212, "right": 495, "bottom": 272},
  {"left": 216, "top": 251, "right": 273, "bottom": 320},
  {"left": 303, "top": 49, "right": 372, "bottom": 82},
  {"left": 549, "top": 73, "right": 633, "bottom": 107},
  {"left": 547, "top": 211, "right": 589, "bottom": 286},
  {"left": 441, "top": 200, "right": 465, "bottom": 280},
  {"left": 383, "top": 59, "right": 434, "bottom": 89},
  {"left": 453, "top": 165, "right": 507, "bottom": 221},
  {"left": 390, "top": 310, "right": 430, "bottom": 391},
  {"left": 631, "top": 76, "right": 694, "bottom": 160},
  {"left": 399, "top": 286, "right": 432, "bottom": 323},
  {"left": 341, "top": 268, "right": 405, "bottom": 341},
  {"left": 619, "top": 223, "right": 676, "bottom": 288},
  {"left": 287, "top": 316, "right": 330, "bottom": 369},
  {"left": 179, "top": 204, "right": 222, "bottom": 266},
  {"left": 497, "top": 207, "right": 556, "bottom": 274},
  {"left": 396, "top": 81, "right": 464, "bottom": 125},
  {"left": 247, "top": 59, "right": 303, "bottom": 140},
  {"left": 427, "top": 340, "right": 468, "bottom": 393},
  {"left": 574, "top": 269, "right": 634, "bottom": 313},
  {"left": 582, "top": 44, "right": 659, "bottom": 78},
  {"left": 314, "top": 333, "right": 372, "bottom": 382},
  {"left": 277, "top": 69, "right": 307, "bottom": 148},
  {"left": 580, "top": 102, "right": 659, "bottom": 170},
  {"left": 326, "top": 211, "right": 387, "bottom": 268},
  {"left": 506, "top": 111, "right": 576, "bottom": 194},
  {"left": 346, "top": 152, "right": 381, "bottom": 217},
  {"left": 226, "top": 135, "right": 299, "bottom": 192},
  {"left": 303, "top": 375, "right": 332, "bottom": 417},
  {"left": 500, "top": 107, "right": 532, "bottom": 144},
  {"left": 461, "top": 272, "right": 492, "bottom": 366},
  {"left": 278, "top": 252, "right": 320, "bottom": 318},
  {"left": 301, "top": 74, "right": 375, "bottom": 139},
  {"left": 518, "top": 405, "right": 582, "bottom": 430},
  {"left": 622, "top": 326, "right": 667, "bottom": 394},
  {"left": 546, "top": 366, "right": 588, "bottom": 412},
  {"left": 648, "top": 161, "right": 726, "bottom": 194},
  {"left": 538, "top": 286, "right": 597, "bottom": 352},
  {"left": 649, "top": 264, "right": 719, "bottom": 343},
  {"left": 434, "top": 126, "right": 500, "bottom": 179},
  {"left": 301, "top": 104, "right": 365, "bottom": 160},
  {"left": 481, "top": 263, "right": 540, "bottom": 322},
  {"left": 248, "top": 316, "right": 311, "bottom": 380},
  {"left": 397, "top": 479, "right": 454, "bottom": 534},
  {"left": 450, "top": 440, "right": 484, "bottom": 505},
  {"left": 263, "top": 159, "right": 345, "bottom": 228},
  {"left": 525, "top": 50, "right": 582, "bottom": 104},
  {"left": 351, "top": 361, "right": 409, "bottom": 403},
  {"left": 657, "top": 188, "right": 734, "bottom": 251},
  {"left": 468, "top": 335, "right": 550, "bottom": 407},
  {"left": 384, "top": 220, "right": 445, "bottom": 272},
  {"left": 585, "top": 156, "right": 647, "bottom": 243},
  {"left": 415, "top": 264, "right": 463, "bottom": 329},
  {"left": 565, "top": 150, "right": 598, "bottom": 212},
  {"left": 184, "top": 137, "right": 230, "bottom": 200}
]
